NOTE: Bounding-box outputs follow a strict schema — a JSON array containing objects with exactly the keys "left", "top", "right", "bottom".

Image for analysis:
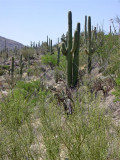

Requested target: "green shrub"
[
  {"left": 41, "top": 52, "right": 57, "bottom": 67},
  {"left": 0, "top": 88, "right": 34, "bottom": 159},
  {"left": 0, "top": 65, "right": 10, "bottom": 70},
  {"left": 36, "top": 89, "right": 120, "bottom": 160},
  {"left": 21, "top": 48, "right": 35, "bottom": 60},
  {"left": 112, "top": 78, "right": 120, "bottom": 101},
  {"left": 0, "top": 69, "right": 5, "bottom": 76},
  {"left": 103, "top": 50, "right": 120, "bottom": 77}
]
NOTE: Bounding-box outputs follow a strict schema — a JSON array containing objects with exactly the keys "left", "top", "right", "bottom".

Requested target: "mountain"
[{"left": 0, "top": 36, "right": 24, "bottom": 51}]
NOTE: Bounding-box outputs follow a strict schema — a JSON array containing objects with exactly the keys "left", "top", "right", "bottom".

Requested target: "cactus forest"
[{"left": 0, "top": 8, "right": 120, "bottom": 160}]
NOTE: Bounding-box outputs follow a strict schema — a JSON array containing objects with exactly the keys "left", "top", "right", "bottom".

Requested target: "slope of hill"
[{"left": 0, "top": 36, "right": 24, "bottom": 51}]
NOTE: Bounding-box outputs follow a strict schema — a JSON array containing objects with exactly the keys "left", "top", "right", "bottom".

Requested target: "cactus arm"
[
  {"left": 70, "top": 30, "right": 78, "bottom": 54},
  {"left": 61, "top": 42, "right": 67, "bottom": 56}
]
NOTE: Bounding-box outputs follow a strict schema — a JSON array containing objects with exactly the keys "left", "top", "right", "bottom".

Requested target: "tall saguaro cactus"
[
  {"left": 85, "top": 16, "right": 87, "bottom": 45},
  {"left": 61, "top": 11, "right": 79, "bottom": 87},
  {"left": 88, "top": 16, "right": 92, "bottom": 74},
  {"left": 73, "top": 23, "right": 80, "bottom": 87}
]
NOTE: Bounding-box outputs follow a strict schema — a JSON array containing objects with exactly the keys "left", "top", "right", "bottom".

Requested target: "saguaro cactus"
[
  {"left": 88, "top": 16, "right": 92, "bottom": 74},
  {"left": 19, "top": 54, "right": 24, "bottom": 79},
  {"left": 61, "top": 11, "right": 79, "bottom": 87},
  {"left": 85, "top": 16, "right": 87, "bottom": 45},
  {"left": 11, "top": 57, "right": 14, "bottom": 82},
  {"left": 93, "top": 27, "right": 97, "bottom": 40},
  {"left": 73, "top": 23, "right": 80, "bottom": 87},
  {"left": 50, "top": 40, "right": 53, "bottom": 54},
  {"left": 47, "top": 35, "right": 48, "bottom": 46},
  {"left": 57, "top": 47, "right": 60, "bottom": 66}
]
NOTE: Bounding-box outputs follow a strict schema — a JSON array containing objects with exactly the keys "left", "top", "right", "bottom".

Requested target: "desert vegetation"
[{"left": 0, "top": 11, "right": 120, "bottom": 160}]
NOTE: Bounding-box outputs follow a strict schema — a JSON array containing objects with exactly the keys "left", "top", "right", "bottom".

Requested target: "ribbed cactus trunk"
[
  {"left": 57, "top": 47, "right": 60, "bottom": 66},
  {"left": 49, "top": 38, "right": 51, "bottom": 51},
  {"left": 47, "top": 35, "right": 48, "bottom": 46},
  {"left": 110, "top": 25, "right": 112, "bottom": 34},
  {"left": 67, "top": 11, "right": 72, "bottom": 86},
  {"left": 73, "top": 23, "right": 80, "bottom": 87},
  {"left": 19, "top": 54, "right": 23, "bottom": 79},
  {"left": 11, "top": 57, "right": 14, "bottom": 82},
  {"left": 88, "top": 16, "right": 92, "bottom": 74},
  {"left": 50, "top": 40, "right": 52, "bottom": 54},
  {"left": 85, "top": 16, "right": 87, "bottom": 45},
  {"left": 93, "top": 27, "right": 97, "bottom": 40}
]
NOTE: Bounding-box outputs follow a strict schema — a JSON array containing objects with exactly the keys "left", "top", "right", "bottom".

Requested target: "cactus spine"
[
  {"left": 88, "top": 16, "right": 92, "bottom": 74},
  {"left": 61, "top": 11, "right": 79, "bottom": 87}
]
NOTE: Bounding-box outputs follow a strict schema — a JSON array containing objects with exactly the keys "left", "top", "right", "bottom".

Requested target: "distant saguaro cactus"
[
  {"left": 19, "top": 54, "right": 24, "bottom": 79},
  {"left": 47, "top": 35, "right": 48, "bottom": 46},
  {"left": 93, "top": 27, "right": 97, "bottom": 40},
  {"left": 88, "top": 16, "right": 92, "bottom": 74},
  {"left": 50, "top": 40, "right": 53, "bottom": 54},
  {"left": 11, "top": 57, "right": 14, "bottom": 82},
  {"left": 57, "top": 47, "right": 60, "bottom": 66},
  {"left": 61, "top": 11, "right": 80, "bottom": 87},
  {"left": 85, "top": 16, "right": 87, "bottom": 45}
]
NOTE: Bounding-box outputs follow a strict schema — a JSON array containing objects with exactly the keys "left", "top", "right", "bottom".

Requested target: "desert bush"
[
  {"left": 21, "top": 48, "right": 35, "bottom": 60},
  {"left": 0, "top": 65, "right": 10, "bottom": 70},
  {"left": 112, "top": 77, "right": 120, "bottom": 102},
  {"left": 0, "top": 69, "right": 5, "bottom": 76},
  {"left": 39, "top": 42, "right": 49, "bottom": 54},
  {"left": 1, "top": 79, "right": 120, "bottom": 159},
  {"left": 41, "top": 52, "right": 58, "bottom": 69},
  {"left": 103, "top": 47, "right": 120, "bottom": 78},
  {"left": 0, "top": 88, "right": 34, "bottom": 159},
  {"left": 36, "top": 88, "right": 120, "bottom": 160}
]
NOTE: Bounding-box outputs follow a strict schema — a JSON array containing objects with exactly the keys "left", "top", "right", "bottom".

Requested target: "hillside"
[{"left": 0, "top": 36, "right": 24, "bottom": 51}]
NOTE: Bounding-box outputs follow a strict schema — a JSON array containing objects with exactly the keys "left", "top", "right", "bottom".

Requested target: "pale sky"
[{"left": 0, "top": 0, "right": 120, "bottom": 45}]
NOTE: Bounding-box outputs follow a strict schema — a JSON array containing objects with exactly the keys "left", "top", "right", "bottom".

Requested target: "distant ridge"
[{"left": 0, "top": 36, "right": 24, "bottom": 51}]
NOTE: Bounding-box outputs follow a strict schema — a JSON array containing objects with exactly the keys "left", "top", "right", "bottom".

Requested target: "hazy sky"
[{"left": 0, "top": 0, "right": 120, "bottom": 45}]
